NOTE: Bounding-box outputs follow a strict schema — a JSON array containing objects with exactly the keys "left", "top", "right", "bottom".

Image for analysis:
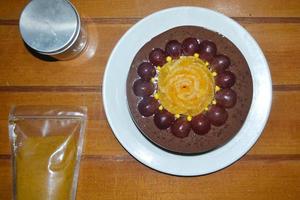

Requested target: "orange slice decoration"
[{"left": 158, "top": 56, "right": 215, "bottom": 116}]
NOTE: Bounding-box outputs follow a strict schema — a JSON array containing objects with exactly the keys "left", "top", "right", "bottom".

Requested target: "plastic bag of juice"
[{"left": 8, "top": 106, "right": 87, "bottom": 200}]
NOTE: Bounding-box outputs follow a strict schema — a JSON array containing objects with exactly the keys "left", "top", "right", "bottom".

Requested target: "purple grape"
[
  {"left": 171, "top": 118, "right": 191, "bottom": 138},
  {"left": 149, "top": 48, "right": 166, "bottom": 66},
  {"left": 154, "top": 109, "right": 175, "bottom": 129},
  {"left": 215, "top": 89, "right": 237, "bottom": 108},
  {"left": 191, "top": 114, "right": 211, "bottom": 135},
  {"left": 133, "top": 79, "right": 154, "bottom": 97},
  {"left": 182, "top": 37, "right": 200, "bottom": 56},
  {"left": 199, "top": 40, "right": 217, "bottom": 61},
  {"left": 137, "top": 62, "right": 156, "bottom": 81},
  {"left": 138, "top": 97, "right": 159, "bottom": 117},
  {"left": 207, "top": 105, "right": 228, "bottom": 126},
  {"left": 216, "top": 71, "right": 236, "bottom": 88},
  {"left": 165, "top": 40, "right": 182, "bottom": 58},
  {"left": 210, "top": 55, "right": 230, "bottom": 73}
]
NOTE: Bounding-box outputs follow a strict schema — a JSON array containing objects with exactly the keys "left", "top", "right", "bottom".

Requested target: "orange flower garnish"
[{"left": 158, "top": 56, "right": 215, "bottom": 116}]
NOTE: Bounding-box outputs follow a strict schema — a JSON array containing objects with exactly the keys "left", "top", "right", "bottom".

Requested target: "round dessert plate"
[{"left": 103, "top": 7, "right": 272, "bottom": 176}]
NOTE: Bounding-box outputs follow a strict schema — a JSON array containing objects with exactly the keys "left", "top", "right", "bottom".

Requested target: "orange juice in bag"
[{"left": 9, "top": 106, "right": 87, "bottom": 200}]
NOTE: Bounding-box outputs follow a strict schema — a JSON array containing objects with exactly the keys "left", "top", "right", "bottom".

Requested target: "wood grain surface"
[
  {"left": 1, "top": 0, "right": 300, "bottom": 19},
  {"left": 0, "top": 0, "right": 299, "bottom": 199},
  {"left": 1, "top": 158, "right": 300, "bottom": 200},
  {"left": 1, "top": 23, "right": 300, "bottom": 86}
]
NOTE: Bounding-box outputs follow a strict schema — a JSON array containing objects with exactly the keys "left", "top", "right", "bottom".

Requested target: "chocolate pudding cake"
[{"left": 126, "top": 26, "right": 253, "bottom": 154}]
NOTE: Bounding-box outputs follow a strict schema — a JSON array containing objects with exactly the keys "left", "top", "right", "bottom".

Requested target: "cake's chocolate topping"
[
  {"left": 165, "top": 40, "right": 182, "bottom": 58},
  {"left": 199, "top": 40, "right": 217, "bottom": 61},
  {"left": 133, "top": 79, "right": 154, "bottom": 97},
  {"left": 216, "top": 71, "right": 236, "bottom": 88},
  {"left": 191, "top": 114, "right": 211, "bottom": 135},
  {"left": 215, "top": 89, "right": 237, "bottom": 108},
  {"left": 149, "top": 48, "right": 166, "bottom": 66},
  {"left": 207, "top": 105, "right": 228, "bottom": 126},
  {"left": 137, "top": 62, "right": 156, "bottom": 81},
  {"left": 211, "top": 55, "right": 231, "bottom": 73},
  {"left": 182, "top": 37, "right": 200, "bottom": 56},
  {"left": 171, "top": 118, "right": 192, "bottom": 138}
]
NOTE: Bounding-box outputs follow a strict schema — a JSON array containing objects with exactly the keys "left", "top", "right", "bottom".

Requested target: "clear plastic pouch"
[{"left": 8, "top": 106, "right": 87, "bottom": 200}]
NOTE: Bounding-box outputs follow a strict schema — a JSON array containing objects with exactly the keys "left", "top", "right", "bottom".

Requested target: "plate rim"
[{"left": 103, "top": 6, "right": 272, "bottom": 176}]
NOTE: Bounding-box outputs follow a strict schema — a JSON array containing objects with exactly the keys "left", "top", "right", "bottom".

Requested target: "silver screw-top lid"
[{"left": 19, "top": 0, "right": 79, "bottom": 54}]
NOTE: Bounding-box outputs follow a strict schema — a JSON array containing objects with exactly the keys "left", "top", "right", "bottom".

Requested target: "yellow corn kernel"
[
  {"left": 166, "top": 56, "right": 172, "bottom": 62},
  {"left": 158, "top": 105, "right": 163, "bottom": 110},
  {"left": 215, "top": 85, "right": 221, "bottom": 92},
  {"left": 154, "top": 93, "right": 159, "bottom": 100},
  {"left": 212, "top": 100, "right": 217, "bottom": 105},
  {"left": 193, "top": 53, "right": 199, "bottom": 58},
  {"left": 175, "top": 114, "right": 180, "bottom": 119},
  {"left": 187, "top": 115, "right": 192, "bottom": 121},
  {"left": 212, "top": 72, "right": 217, "bottom": 77}
]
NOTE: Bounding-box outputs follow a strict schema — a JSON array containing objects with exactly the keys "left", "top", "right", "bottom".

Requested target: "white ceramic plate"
[{"left": 103, "top": 7, "right": 272, "bottom": 176}]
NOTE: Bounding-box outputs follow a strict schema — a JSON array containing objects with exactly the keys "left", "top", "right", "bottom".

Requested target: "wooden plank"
[
  {"left": 77, "top": 159, "right": 300, "bottom": 200},
  {"left": 132, "top": 0, "right": 300, "bottom": 18},
  {"left": 0, "top": 23, "right": 299, "bottom": 86},
  {"left": 0, "top": 158, "right": 299, "bottom": 200},
  {"left": 0, "top": 91, "right": 299, "bottom": 156},
  {"left": 245, "top": 23, "right": 300, "bottom": 85},
  {"left": 0, "top": 92, "right": 104, "bottom": 121},
  {"left": 0, "top": 159, "right": 12, "bottom": 200},
  {"left": 0, "top": 24, "right": 127, "bottom": 87},
  {"left": 0, "top": 0, "right": 300, "bottom": 20}
]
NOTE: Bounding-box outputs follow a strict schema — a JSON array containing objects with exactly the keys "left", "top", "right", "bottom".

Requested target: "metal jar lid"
[{"left": 19, "top": 0, "right": 80, "bottom": 55}]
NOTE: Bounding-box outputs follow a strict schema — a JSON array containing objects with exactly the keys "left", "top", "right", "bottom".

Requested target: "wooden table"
[{"left": 0, "top": 0, "right": 299, "bottom": 199}]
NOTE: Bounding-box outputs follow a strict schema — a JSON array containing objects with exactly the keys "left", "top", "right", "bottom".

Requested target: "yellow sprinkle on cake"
[
  {"left": 166, "top": 56, "right": 172, "bottom": 62},
  {"left": 212, "top": 72, "right": 217, "bottom": 77}
]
